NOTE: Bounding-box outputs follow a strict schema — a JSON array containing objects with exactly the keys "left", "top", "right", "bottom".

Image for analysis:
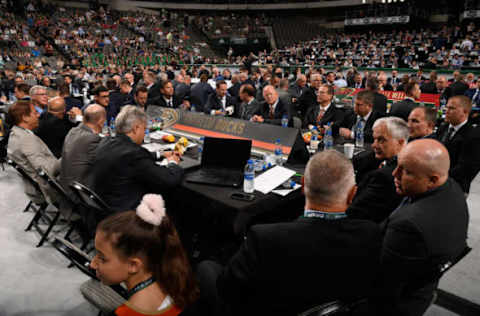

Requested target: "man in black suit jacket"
[
  {"left": 436, "top": 95, "right": 480, "bottom": 193},
  {"left": 58, "top": 83, "right": 83, "bottom": 112},
  {"left": 90, "top": 106, "right": 183, "bottom": 213},
  {"left": 450, "top": 75, "right": 469, "bottom": 96},
  {"left": 366, "top": 77, "right": 387, "bottom": 114},
  {"left": 338, "top": 90, "right": 384, "bottom": 144},
  {"left": 35, "top": 96, "right": 79, "bottom": 158},
  {"left": 204, "top": 80, "right": 236, "bottom": 116},
  {"left": 190, "top": 74, "right": 215, "bottom": 113},
  {"left": 390, "top": 82, "right": 421, "bottom": 121},
  {"left": 303, "top": 84, "right": 345, "bottom": 129},
  {"left": 252, "top": 85, "right": 291, "bottom": 126},
  {"left": 378, "top": 73, "right": 393, "bottom": 91},
  {"left": 297, "top": 73, "right": 322, "bottom": 118},
  {"left": 464, "top": 79, "right": 480, "bottom": 107},
  {"left": 407, "top": 106, "right": 436, "bottom": 141},
  {"left": 349, "top": 72, "right": 364, "bottom": 89},
  {"left": 419, "top": 71, "right": 437, "bottom": 94},
  {"left": 373, "top": 139, "right": 469, "bottom": 316},
  {"left": 435, "top": 76, "right": 453, "bottom": 107},
  {"left": 150, "top": 80, "right": 189, "bottom": 110},
  {"left": 198, "top": 150, "right": 382, "bottom": 316},
  {"left": 144, "top": 71, "right": 161, "bottom": 105},
  {"left": 236, "top": 84, "right": 260, "bottom": 121},
  {"left": 346, "top": 117, "right": 407, "bottom": 223}
]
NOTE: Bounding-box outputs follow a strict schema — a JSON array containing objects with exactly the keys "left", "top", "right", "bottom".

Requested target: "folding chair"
[{"left": 7, "top": 159, "right": 57, "bottom": 247}]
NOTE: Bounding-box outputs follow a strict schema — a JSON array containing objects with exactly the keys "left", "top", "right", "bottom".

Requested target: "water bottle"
[
  {"left": 109, "top": 118, "right": 116, "bottom": 137},
  {"left": 144, "top": 128, "right": 151, "bottom": 143},
  {"left": 243, "top": 159, "right": 255, "bottom": 193},
  {"left": 197, "top": 136, "right": 204, "bottom": 160},
  {"left": 324, "top": 124, "right": 334, "bottom": 150},
  {"left": 355, "top": 120, "right": 364, "bottom": 148},
  {"left": 274, "top": 138, "right": 283, "bottom": 166},
  {"left": 281, "top": 115, "right": 288, "bottom": 128},
  {"left": 191, "top": 104, "right": 196, "bottom": 112},
  {"left": 310, "top": 126, "right": 320, "bottom": 152},
  {"left": 102, "top": 120, "right": 109, "bottom": 136}
]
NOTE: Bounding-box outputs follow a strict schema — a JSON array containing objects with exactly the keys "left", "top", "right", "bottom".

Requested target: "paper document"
[
  {"left": 254, "top": 166, "right": 296, "bottom": 194},
  {"left": 142, "top": 143, "right": 175, "bottom": 152}
]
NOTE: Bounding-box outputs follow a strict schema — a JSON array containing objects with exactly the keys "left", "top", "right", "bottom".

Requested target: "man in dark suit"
[
  {"left": 390, "top": 82, "right": 421, "bottom": 121},
  {"left": 346, "top": 117, "right": 407, "bottom": 223},
  {"left": 144, "top": 71, "right": 161, "bottom": 105},
  {"left": 464, "top": 79, "right": 480, "bottom": 107},
  {"left": 205, "top": 80, "right": 236, "bottom": 116},
  {"left": 338, "top": 90, "right": 384, "bottom": 144},
  {"left": 198, "top": 150, "right": 382, "bottom": 316},
  {"left": 91, "top": 105, "right": 183, "bottom": 213},
  {"left": 190, "top": 74, "right": 215, "bottom": 113},
  {"left": 407, "top": 106, "right": 436, "bottom": 141},
  {"left": 150, "top": 80, "right": 189, "bottom": 110},
  {"left": 450, "top": 74, "right": 469, "bottom": 97},
  {"left": 436, "top": 95, "right": 480, "bottom": 193},
  {"left": 252, "top": 85, "right": 291, "bottom": 126},
  {"left": 59, "top": 84, "right": 82, "bottom": 112},
  {"left": 119, "top": 79, "right": 134, "bottom": 108},
  {"left": 174, "top": 74, "right": 191, "bottom": 104},
  {"left": 373, "top": 139, "right": 469, "bottom": 316},
  {"left": 420, "top": 71, "right": 437, "bottom": 94},
  {"left": 227, "top": 74, "right": 241, "bottom": 101},
  {"left": 297, "top": 73, "right": 322, "bottom": 118},
  {"left": 288, "top": 74, "right": 307, "bottom": 103},
  {"left": 435, "top": 76, "right": 453, "bottom": 107},
  {"left": 378, "top": 73, "right": 393, "bottom": 91},
  {"left": 35, "top": 96, "right": 79, "bottom": 158},
  {"left": 236, "top": 84, "right": 260, "bottom": 121},
  {"left": 303, "top": 84, "right": 345, "bottom": 129},
  {"left": 388, "top": 70, "right": 400, "bottom": 89},
  {"left": 349, "top": 72, "right": 364, "bottom": 89},
  {"left": 366, "top": 77, "right": 387, "bottom": 114}
]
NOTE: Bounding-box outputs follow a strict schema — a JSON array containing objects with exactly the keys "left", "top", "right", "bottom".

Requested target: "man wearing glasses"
[
  {"left": 29, "top": 85, "right": 48, "bottom": 114},
  {"left": 91, "top": 86, "right": 115, "bottom": 122}
]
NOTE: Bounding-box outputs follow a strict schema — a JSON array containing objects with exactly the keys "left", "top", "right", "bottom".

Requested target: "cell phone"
[{"left": 230, "top": 192, "right": 255, "bottom": 201}]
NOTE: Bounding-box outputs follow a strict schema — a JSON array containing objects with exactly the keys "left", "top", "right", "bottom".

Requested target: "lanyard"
[
  {"left": 303, "top": 210, "right": 347, "bottom": 220},
  {"left": 127, "top": 277, "right": 156, "bottom": 299}
]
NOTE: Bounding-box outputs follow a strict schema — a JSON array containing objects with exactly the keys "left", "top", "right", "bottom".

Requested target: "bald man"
[
  {"left": 373, "top": 139, "right": 469, "bottom": 316},
  {"left": 60, "top": 104, "right": 106, "bottom": 233},
  {"left": 434, "top": 76, "right": 453, "bottom": 107},
  {"left": 35, "top": 97, "right": 79, "bottom": 158},
  {"left": 251, "top": 85, "right": 291, "bottom": 126}
]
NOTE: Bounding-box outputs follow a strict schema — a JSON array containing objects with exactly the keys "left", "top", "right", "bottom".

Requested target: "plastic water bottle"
[
  {"left": 281, "top": 115, "right": 288, "bottom": 128},
  {"left": 191, "top": 104, "right": 196, "bottom": 112},
  {"left": 355, "top": 120, "right": 364, "bottom": 148},
  {"left": 144, "top": 128, "right": 151, "bottom": 144},
  {"left": 102, "top": 120, "right": 109, "bottom": 136},
  {"left": 324, "top": 124, "right": 334, "bottom": 150},
  {"left": 310, "top": 126, "right": 319, "bottom": 152},
  {"left": 243, "top": 159, "right": 255, "bottom": 193},
  {"left": 109, "top": 118, "right": 116, "bottom": 137},
  {"left": 274, "top": 138, "right": 283, "bottom": 166},
  {"left": 197, "top": 136, "right": 204, "bottom": 160}
]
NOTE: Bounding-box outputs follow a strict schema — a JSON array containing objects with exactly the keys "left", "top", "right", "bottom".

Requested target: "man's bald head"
[
  {"left": 48, "top": 96, "right": 66, "bottom": 118},
  {"left": 263, "top": 85, "right": 279, "bottom": 105},
  {"left": 393, "top": 139, "right": 450, "bottom": 196},
  {"left": 84, "top": 104, "right": 107, "bottom": 127}
]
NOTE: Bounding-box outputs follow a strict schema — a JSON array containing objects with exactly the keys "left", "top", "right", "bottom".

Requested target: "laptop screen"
[{"left": 201, "top": 137, "right": 252, "bottom": 170}]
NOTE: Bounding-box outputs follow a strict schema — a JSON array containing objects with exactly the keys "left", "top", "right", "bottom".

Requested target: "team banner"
[
  {"left": 345, "top": 16, "right": 410, "bottom": 26},
  {"left": 461, "top": 10, "right": 480, "bottom": 20},
  {"left": 334, "top": 88, "right": 440, "bottom": 108}
]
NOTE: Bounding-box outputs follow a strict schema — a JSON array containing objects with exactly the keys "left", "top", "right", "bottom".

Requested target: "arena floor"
[{"left": 0, "top": 164, "right": 477, "bottom": 316}]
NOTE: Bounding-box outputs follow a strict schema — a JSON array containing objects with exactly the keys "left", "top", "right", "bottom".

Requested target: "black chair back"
[
  {"left": 38, "top": 168, "right": 75, "bottom": 206},
  {"left": 69, "top": 181, "right": 110, "bottom": 213},
  {"left": 298, "top": 300, "right": 352, "bottom": 316}
]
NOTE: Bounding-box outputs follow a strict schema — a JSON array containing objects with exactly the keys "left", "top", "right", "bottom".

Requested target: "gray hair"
[
  {"left": 29, "top": 85, "right": 47, "bottom": 96},
  {"left": 304, "top": 150, "right": 355, "bottom": 205},
  {"left": 115, "top": 105, "right": 147, "bottom": 134},
  {"left": 373, "top": 117, "right": 409, "bottom": 141}
]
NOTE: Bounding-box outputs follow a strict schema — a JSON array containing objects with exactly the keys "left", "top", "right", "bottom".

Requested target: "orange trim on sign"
[{"left": 172, "top": 123, "right": 292, "bottom": 154}]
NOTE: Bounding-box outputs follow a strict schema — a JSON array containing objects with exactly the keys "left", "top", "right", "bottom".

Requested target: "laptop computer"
[{"left": 186, "top": 137, "right": 252, "bottom": 188}]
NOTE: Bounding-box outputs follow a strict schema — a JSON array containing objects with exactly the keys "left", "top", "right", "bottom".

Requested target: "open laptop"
[{"left": 186, "top": 137, "right": 252, "bottom": 188}]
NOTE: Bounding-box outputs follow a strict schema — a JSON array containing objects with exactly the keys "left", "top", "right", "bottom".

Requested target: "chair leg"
[
  {"left": 22, "top": 200, "right": 32, "bottom": 213},
  {"left": 25, "top": 203, "right": 46, "bottom": 231},
  {"left": 36, "top": 211, "right": 60, "bottom": 247},
  {"left": 64, "top": 225, "right": 75, "bottom": 242}
]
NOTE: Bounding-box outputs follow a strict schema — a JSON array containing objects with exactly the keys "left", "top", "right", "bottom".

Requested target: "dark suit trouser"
[{"left": 196, "top": 260, "right": 232, "bottom": 316}]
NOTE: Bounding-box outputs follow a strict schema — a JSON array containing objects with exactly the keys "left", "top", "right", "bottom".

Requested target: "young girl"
[{"left": 90, "top": 194, "right": 198, "bottom": 316}]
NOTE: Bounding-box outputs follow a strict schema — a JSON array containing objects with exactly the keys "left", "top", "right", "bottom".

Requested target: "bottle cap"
[{"left": 247, "top": 159, "right": 253, "bottom": 164}]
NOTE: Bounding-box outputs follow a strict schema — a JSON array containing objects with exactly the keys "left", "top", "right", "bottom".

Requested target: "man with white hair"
[
  {"left": 373, "top": 139, "right": 469, "bottom": 316},
  {"left": 198, "top": 150, "right": 381, "bottom": 316},
  {"left": 90, "top": 106, "right": 183, "bottom": 213},
  {"left": 30, "top": 85, "right": 48, "bottom": 113},
  {"left": 347, "top": 117, "right": 408, "bottom": 223}
]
